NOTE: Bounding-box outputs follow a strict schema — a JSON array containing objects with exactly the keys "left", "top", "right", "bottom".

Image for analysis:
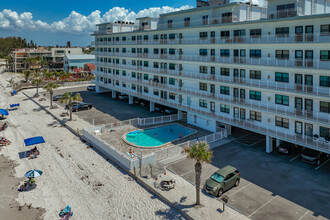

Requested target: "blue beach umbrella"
[
  {"left": 25, "top": 169, "right": 43, "bottom": 178},
  {"left": 0, "top": 109, "right": 9, "bottom": 116}
]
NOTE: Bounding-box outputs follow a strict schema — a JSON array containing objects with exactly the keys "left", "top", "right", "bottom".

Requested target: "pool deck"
[{"left": 97, "top": 121, "right": 212, "bottom": 157}]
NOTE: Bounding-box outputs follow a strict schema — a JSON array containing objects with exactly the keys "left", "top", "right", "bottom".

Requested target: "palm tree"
[
  {"left": 23, "top": 70, "right": 32, "bottom": 83},
  {"left": 184, "top": 141, "right": 213, "bottom": 206},
  {"left": 59, "top": 92, "right": 83, "bottom": 121},
  {"left": 43, "top": 82, "right": 59, "bottom": 107},
  {"left": 32, "top": 78, "right": 43, "bottom": 97},
  {"left": 23, "top": 57, "right": 35, "bottom": 70}
]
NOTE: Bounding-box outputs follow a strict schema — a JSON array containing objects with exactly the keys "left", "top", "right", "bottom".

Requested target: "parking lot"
[
  {"left": 167, "top": 133, "right": 330, "bottom": 220},
  {"left": 43, "top": 86, "right": 164, "bottom": 125}
]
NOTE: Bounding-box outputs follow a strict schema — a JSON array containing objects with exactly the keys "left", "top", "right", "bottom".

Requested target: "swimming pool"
[{"left": 124, "top": 124, "right": 196, "bottom": 147}]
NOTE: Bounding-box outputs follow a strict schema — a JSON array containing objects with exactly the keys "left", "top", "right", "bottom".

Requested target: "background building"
[
  {"left": 92, "top": 0, "right": 330, "bottom": 155},
  {"left": 63, "top": 54, "right": 95, "bottom": 73}
]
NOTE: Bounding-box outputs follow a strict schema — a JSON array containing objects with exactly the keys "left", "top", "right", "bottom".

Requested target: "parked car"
[
  {"left": 301, "top": 148, "right": 328, "bottom": 166},
  {"left": 204, "top": 165, "right": 240, "bottom": 197},
  {"left": 72, "top": 103, "right": 93, "bottom": 112},
  {"left": 53, "top": 94, "right": 64, "bottom": 101},
  {"left": 118, "top": 94, "right": 129, "bottom": 101},
  {"left": 87, "top": 85, "right": 96, "bottom": 91},
  {"left": 65, "top": 102, "right": 81, "bottom": 110},
  {"left": 276, "top": 142, "right": 299, "bottom": 155}
]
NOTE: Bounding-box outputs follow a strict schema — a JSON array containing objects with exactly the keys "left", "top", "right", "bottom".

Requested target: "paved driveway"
[
  {"left": 167, "top": 138, "right": 330, "bottom": 220},
  {"left": 43, "top": 86, "right": 164, "bottom": 125}
]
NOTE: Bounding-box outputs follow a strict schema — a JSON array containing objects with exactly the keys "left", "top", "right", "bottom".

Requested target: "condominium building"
[
  {"left": 10, "top": 47, "right": 84, "bottom": 72},
  {"left": 92, "top": 0, "right": 330, "bottom": 154}
]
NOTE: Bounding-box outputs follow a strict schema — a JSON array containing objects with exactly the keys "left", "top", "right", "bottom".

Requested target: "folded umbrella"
[
  {"left": 25, "top": 169, "right": 43, "bottom": 178},
  {"left": 0, "top": 109, "right": 9, "bottom": 116}
]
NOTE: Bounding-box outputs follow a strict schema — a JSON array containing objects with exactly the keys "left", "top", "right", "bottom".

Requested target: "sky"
[{"left": 0, "top": 0, "right": 195, "bottom": 46}]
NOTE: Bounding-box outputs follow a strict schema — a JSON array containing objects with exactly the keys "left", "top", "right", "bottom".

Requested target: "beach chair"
[
  {"left": 9, "top": 103, "right": 20, "bottom": 110},
  {"left": 59, "top": 205, "right": 73, "bottom": 219}
]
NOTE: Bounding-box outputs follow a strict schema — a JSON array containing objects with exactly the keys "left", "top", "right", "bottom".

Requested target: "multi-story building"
[
  {"left": 63, "top": 54, "right": 95, "bottom": 72},
  {"left": 92, "top": 0, "right": 330, "bottom": 154},
  {"left": 10, "top": 47, "right": 84, "bottom": 72}
]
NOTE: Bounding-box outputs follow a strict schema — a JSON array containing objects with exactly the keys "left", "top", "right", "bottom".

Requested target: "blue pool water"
[{"left": 125, "top": 124, "right": 194, "bottom": 147}]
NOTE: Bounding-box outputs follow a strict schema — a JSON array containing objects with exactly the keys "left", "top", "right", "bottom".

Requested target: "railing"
[
  {"left": 93, "top": 34, "right": 330, "bottom": 46},
  {"left": 97, "top": 82, "right": 330, "bottom": 154}
]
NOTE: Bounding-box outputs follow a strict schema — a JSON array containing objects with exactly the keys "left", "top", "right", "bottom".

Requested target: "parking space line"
[
  {"left": 298, "top": 210, "right": 309, "bottom": 220},
  {"left": 248, "top": 195, "right": 278, "bottom": 218},
  {"left": 227, "top": 182, "right": 252, "bottom": 197},
  {"left": 249, "top": 139, "right": 265, "bottom": 146},
  {"left": 290, "top": 155, "right": 300, "bottom": 162},
  {"left": 180, "top": 170, "right": 194, "bottom": 177},
  {"left": 315, "top": 158, "right": 330, "bottom": 170}
]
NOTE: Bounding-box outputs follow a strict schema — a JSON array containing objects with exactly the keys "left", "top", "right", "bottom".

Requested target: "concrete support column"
[
  {"left": 226, "top": 125, "right": 232, "bottom": 136},
  {"left": 95, "top": 86, "right": 101, "bottom": 93},
  {"left": 266, "top": 135, "right": 273, "bottom": 153},
  {"left": 150, "top": 101, "right": 155, "bottom": 112},
  {"left": 112, "top": 91, "right": 116, "bottom": 98},
  {"left": 129, "top": 95, "right": 133, "bottom": 104},
  {"left": 276, "top": 138, "right": 281, "bottom": 147}
]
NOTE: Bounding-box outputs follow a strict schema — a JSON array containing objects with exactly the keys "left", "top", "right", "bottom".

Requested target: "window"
[
  {"left": 153, "top": 62, "right": 159, "bottom": 68},
  {"left": 153, "top": 35, "right": 159, "bottom": 40},
  {"left": 220, "top": 86, "right": 230, "bottom": 95},
  {"left": 220, "top": 104, "right": 230, "bottom": 113},
  {"left": 211, "top": 67, "right": 215, "bottom": 75},
  {"left": 200, "top": 66, "right": 207, "bottom": 74},
  {"left": 275, "top": 116, "right": 289, "bottom": 128},
  {"left": 250, "top": 29, "right": 261, "bottom": 38},
  {"left": 132, "top": 36, "right": 136, "bottom": 41},
  {"left": 277, "top": 3, "right": 295, "bottom": 18},
  {"left": 200, "top": 49, "right": 208, "bottom": 56},
  {"left": 199, "top": 83, "right": 207, "bottom": 91},
  {"left": 220, "top": 68, "right": 230, "bottom": 76},
  {"left": 115, "top": 48, "right": 119, "bottom": 53},
  {"left": 199, "top": 99, "right": 207, "bottom": 108},
  {"left": 184, "top": 17, "right": 190, "bottom": 27},
  {"left": 144, "top": 87, "right": 148, "bottom": 93},
  {"left": 169, "top": 63, "right": 175, "bottom": 70},
  {"left": 144, "top": 48, "right": 148, "bottom": 54},
  {"left": 154, "top": 48, "right": 159, "bottom": 54},
  {"left": 167, "top": 20, "right": 172, "bottom": 28},
  {"left": 144, "top": 74, "right": 148, "bottom": 80},
  {"left": 122, "top": 70, "right": 126, "bottom": 76},
  {"left": 132, "top": 48, "right": 136, "bottom": 54},
  {"left": 122, "top": 37, "right": 126, "bottom": 41},
  {"left": 249, "top": 90, "right": 261, "bottom": 101},
  {"left": 202, "top": 15, "right": 209, "bottom": 25},
  {"left": 275, "top": 72, "right": 289, "bottom": 82},
  {"left": 320, "top": 126, "right": 330, "bottom": 139},
  {"left": 144, "top": 35, "right": 148, "bottom": 41},
  {"left": 131, "top": 84, "right": 136, "bottom": 90},
  {"left": 169, "top": 49, "right": 175, "bottom": 55},
  {"left": 153, "top": 89, "right": 159, "bottom": 96},
  {"left": 276, "top": 50, "right": 289, "bottom": 59},
  {"left": 250, "top": 70, "right": 261, "bottom": 79},
  {"left": 250, "top": 111, "right": 261, "bottom": 121},
  {"left": 320, "top": 76, "right": 330, "bottom": 87},
  {"left": 220, "top": 49, "right": 230, "bottom": 57},
  {"left": 169, "top": 93, "right": 176, "bottom": 100},
  {"left": 122, "top": 82, "right": 126, "bottom": 88},
  {"left": 234, "top": 29, "right": 245, "bottom": 37},
  {"left": 320, "top": 101, "right": 330, "bottom": 113},
  {"left": 320, "top": 50, "right": 330, "bottom": 60},
  {"left": 169, "top": 78, "right": 175, "bottom": 85},
  {"left": 115, "top": 37, "right": 119, "bottom": 41},
  {"left": 144, "top": 61, "right": 148, "bottom": 67},
  {"left": 320, "top": 24, "right": 330, "bottom": 36},
  {"left": 169, "top": 34, "right": 175, "bottom": 40},
  {"left": 222, "top": 12, "right": 232, "bottom": 23},
  {"left": 221, "top": 31, "right": 230, "bottom": 38},
  {"left": 275, "top": 27, "right": 289, "bottom": 36},
  {"left": 250, "top": 50, "right": 261, "bottom": 58},
  {"left": 200, "top": 32, "right": 208, "bottom": 38},
  {"left": 275, "top": 94, "right": 289, "bottom": 106},
  {"left": 131, "top": 72, "right": 136, "bottom": 78}
]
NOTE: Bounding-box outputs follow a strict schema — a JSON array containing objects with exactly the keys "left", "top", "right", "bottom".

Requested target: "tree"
[
  {"left": 184, "top": 141, "right": 213, "bottom": 206},
  {"left": 60, "top": 92, "right": 83, "bottom": 121},
  {"left": 23, "top": 57, "right": 35, "bottom": 70},
  {"left": 32, "top": 78, "right": 43, "bottom": 97},
  {"left": 43, "top": 82, "right": 59, "bottom": 107},
  {"left": 23, "top": 70, "right": 32, "bottom": 83}
]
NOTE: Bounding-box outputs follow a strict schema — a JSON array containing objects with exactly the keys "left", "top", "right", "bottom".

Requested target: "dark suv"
[
  {"left": 204, "top": 165, "right": 240, "bottom": 197},
  {"left": 301, "top": 148, "right": 328, "bottom": 166}
]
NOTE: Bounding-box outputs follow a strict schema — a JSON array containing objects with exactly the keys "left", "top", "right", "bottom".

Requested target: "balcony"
[{"left": 95, "top": 81, "right": 330, "bottom": 154}]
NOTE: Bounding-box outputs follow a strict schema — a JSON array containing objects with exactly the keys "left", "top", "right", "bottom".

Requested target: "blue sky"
[{"left": 0, "top": 0, "right": 195, "bottom": 46}]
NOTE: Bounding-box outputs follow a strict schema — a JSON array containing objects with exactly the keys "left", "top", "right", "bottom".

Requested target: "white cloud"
[{"left": 0, "top": 5, "right": 193, "bottom": 33}]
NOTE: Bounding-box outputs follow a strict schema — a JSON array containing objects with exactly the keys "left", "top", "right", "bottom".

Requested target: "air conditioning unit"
[{"left": 268, "top": 97, "right": 271, "bottom": 101}]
